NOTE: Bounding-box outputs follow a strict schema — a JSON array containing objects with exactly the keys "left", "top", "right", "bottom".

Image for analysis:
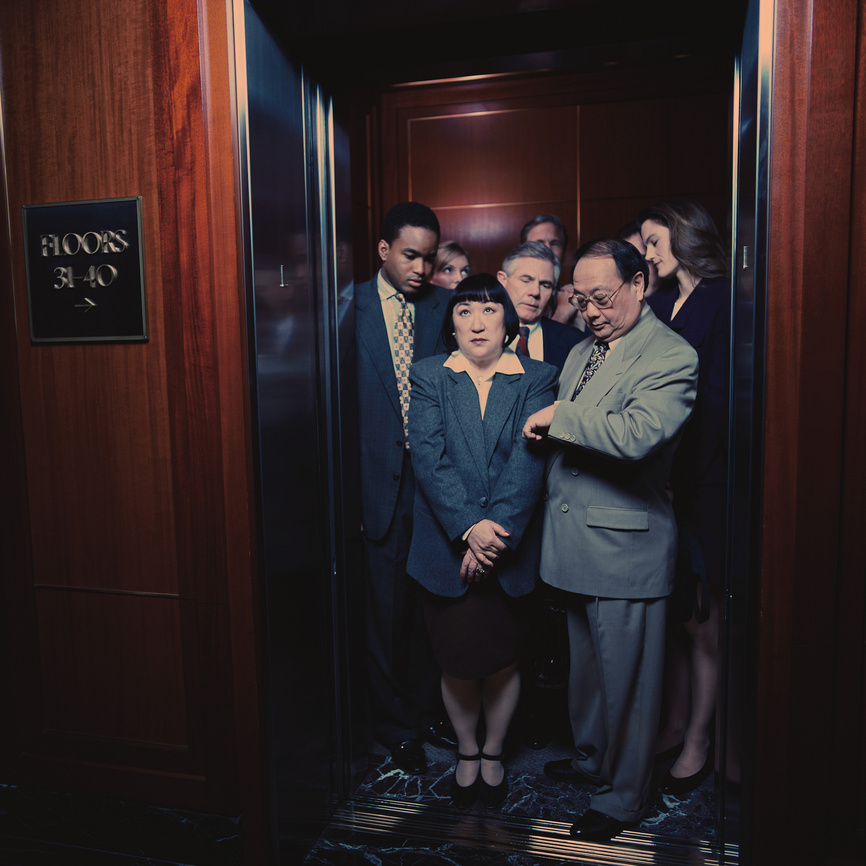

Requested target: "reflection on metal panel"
[
  {"left": 236, "top": 0, "right": 362, "bottom": 860},
  {"left": 726, "top": 0, "right": 774, "bottom": 858}
]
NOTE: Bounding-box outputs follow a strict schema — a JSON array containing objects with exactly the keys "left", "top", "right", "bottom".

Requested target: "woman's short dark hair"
[
  {"left": 637, "top": 199, "right": 726, "bottom": 281},
  {"left": 442, "top": 273, "right": 521, "bottom": 352}
]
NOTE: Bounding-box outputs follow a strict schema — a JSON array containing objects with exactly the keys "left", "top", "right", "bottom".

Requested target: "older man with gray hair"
[{"left": 498, "top": 241, "right": 586, "bottom": 372}]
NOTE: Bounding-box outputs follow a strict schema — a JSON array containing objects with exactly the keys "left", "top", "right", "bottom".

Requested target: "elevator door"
[{"left": 236, "top": 1, "right": 363, "bottom": 860}]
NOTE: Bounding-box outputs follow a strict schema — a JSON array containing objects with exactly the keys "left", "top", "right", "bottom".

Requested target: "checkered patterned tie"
[
  {"left": 515, "top": 325, "right": 530, "bottom": 358},
  {"left": 572, "top": 341, "right": 609, "bottom": 399},
  {"left": 394, "top": 293, "right": 414, "bottom": 444}
]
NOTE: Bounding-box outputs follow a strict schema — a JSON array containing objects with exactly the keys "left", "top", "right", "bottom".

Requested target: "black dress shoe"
[
  {"left": 544, "top": 758, "right": 598, "bottom": 785},
  {"left": 661, "top": 754, "right": 712, "bottom": 796},
  {"left": 450, "top": 752, "right": 480, "bottom": 808},
  {"left": 569, "top": 809, "right": 631, "bottom": 841},
  {"left": 424, "top": 719, "right": 458, "bottom": 749},
  {"left": 389, "top": 739, "right": 427, "bottom": 774},
  {"left": 477, "top": 752, "right": 508, "bottom": 808}
]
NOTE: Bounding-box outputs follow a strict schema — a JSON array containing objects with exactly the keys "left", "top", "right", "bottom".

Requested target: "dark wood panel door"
[{"left": 0, "top": 0, "right": 263, "bottom": 823}]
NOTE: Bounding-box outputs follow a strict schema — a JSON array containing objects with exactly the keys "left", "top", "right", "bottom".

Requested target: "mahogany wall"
[
  {"left": 0, "top": 0, "right": 266, "bottom": 848},
  {"left": 754, "top": 0, "right": 866, "bottom": 862},
  {"left": 369, "top": 62, "right": 730, "bottom": 279}
]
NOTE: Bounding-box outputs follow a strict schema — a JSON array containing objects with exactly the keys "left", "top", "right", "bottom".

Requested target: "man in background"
[{"left": 498, "top": 241, "right": 586, "bottom": 372}]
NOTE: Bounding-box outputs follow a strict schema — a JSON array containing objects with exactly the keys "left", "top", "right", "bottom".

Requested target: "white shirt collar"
[{"left": 444, "top": 347, "right": 525, "bottom": 377}]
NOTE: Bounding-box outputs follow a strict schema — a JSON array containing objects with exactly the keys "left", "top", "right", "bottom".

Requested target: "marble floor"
[{"left": 303, "top": 729, "right": 733, "bottom": 866}]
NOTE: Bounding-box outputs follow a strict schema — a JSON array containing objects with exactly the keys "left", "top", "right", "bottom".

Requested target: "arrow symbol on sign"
[{"left": 75, "top": 297, "right": 97, "bottom": 312}]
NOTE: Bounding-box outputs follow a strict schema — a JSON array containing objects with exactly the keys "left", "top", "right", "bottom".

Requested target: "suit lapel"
[
  {"left": 356, "top": 277, "right": 401, "bottom": 416},
  {"left": 413, "top": 285, "right": 446, "bottom": 357},
  {"left": 482, "top": 374, "right": 520, "bottom": 467},
  {"left": 446, "top": 369, "right": 489, "bottom": 486},
  {"left": 576, "top": 305, "right": 655, "bottom": 405},
  {"left": 557, "top": 338, "right": 593, "bottom": 401}
]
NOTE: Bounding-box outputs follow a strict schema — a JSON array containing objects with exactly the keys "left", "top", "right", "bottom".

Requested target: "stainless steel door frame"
[{"left": 232, "top": 1, "right": 364, "bottom": 860}]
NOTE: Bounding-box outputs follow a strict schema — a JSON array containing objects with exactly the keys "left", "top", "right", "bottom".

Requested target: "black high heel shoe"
[
  {"left": 477, "top": 752, "right": 508, "bottom": 808},
  {"left": 450, "top": 752, "right": 480, "bottom": 809},
  {"left": 661, "top": 752, "right": 713, "bottom": 796}
]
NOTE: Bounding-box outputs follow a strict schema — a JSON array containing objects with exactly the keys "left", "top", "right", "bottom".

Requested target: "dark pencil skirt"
[{"left": 422, "top": 578, "right": 534, "bottom": 680}]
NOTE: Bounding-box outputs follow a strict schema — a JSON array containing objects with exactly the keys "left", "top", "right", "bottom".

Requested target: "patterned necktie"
[
  {"left": 572, "top": 341, "right": 609, "bottom": 399},
  {"left": 515, "top": 325, "right": 530, "bottom": 358},
  {"left": 393, "top": 293, "right": 414, "bottom": 445}
]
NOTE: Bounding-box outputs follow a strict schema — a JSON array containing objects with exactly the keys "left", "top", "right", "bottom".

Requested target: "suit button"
[
  {"left": 571, "top": 468, "right": 579, "bottom": 476},
  {"left": 561, "top": 504, "right": 569, "bottom": 512},
  {"left": 396, "top": 440, "right": 403, "bottom": 447},
  {"left": 543, "top": 493, "right": 549, "bottom": 501},
  {"left": 393, "top": 473, "right": 400, "bottom": 481},
  {"left": 479, "top": 497, "right": 488, "bottom": 507}
]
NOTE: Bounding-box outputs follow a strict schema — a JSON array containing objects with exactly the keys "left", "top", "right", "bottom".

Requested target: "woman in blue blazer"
[
  {"left": 407, "top": 274, "right": 557, "bottom": 809},
  {"left": 639, "top": 200, "right": 730, "bottom": 795}
]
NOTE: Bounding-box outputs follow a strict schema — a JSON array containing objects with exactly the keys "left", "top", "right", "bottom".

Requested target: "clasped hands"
[{"left": 460, "top": 519, "right": 510, "bottom": 582}]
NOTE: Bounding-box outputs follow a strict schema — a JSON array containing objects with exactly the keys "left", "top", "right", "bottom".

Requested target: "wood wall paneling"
[
  {"left": 837, "top": 0, "right": 866, "bottom": 838},
  {"left": 579, "top": 93, "right": 729, "bottom": 240},
  {"left": 4, "top": 0, "right": 176, "bottom": 597},
  {"left": 36, "top": 590, "right": 188, "bottom": 745},
  {"left": 431, "top": 202, "right": 579, "bottom": 278},
  {"left": 407, "top": 107, "right": 577, "bottom": 206},
  {"left": 375, "top": 64, "right": 731, "bottom": 285},
  {"left": 0, "top": 0, "right": 260, "bottom": 823},
  {"left": 0, "top": 86, "right": 31, "bottom": 775},
  {"left": 756, "top": 0, "right": 861, "bottom": 861},
  {"left": 405, "top": 106, "right": 578, "bottom": 275}
]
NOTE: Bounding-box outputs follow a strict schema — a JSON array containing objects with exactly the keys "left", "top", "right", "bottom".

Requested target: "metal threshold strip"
[{"left": 326, "top": 795, "right": 739, "bottom": 865}]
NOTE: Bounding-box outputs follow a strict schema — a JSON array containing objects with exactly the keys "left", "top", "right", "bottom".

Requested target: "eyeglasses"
[{"left": 569, "top": 279, "right": 627, "bottom": 311}]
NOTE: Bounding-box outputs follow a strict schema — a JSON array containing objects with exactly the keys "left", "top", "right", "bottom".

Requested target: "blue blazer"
[
  {"left": 406, "top": 355, "right": 558, "bottom": 598},
  {"left": 355, "top": 276, "right": 450, "bottom": 541}
]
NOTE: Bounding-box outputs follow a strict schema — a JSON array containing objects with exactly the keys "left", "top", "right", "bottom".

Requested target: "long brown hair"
[{"left": 638, "top": 199, "right": 726, "bottom": 281}]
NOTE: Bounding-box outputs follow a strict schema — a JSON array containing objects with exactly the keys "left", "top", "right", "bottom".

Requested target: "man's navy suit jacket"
[
  {"left": 355, "top": 276, "right": 449, "bottom": 541},
  {"left": 538, "top": 317, "right": 587, "bottom": 372}
]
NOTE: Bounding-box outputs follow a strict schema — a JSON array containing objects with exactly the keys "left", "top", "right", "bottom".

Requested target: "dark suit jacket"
[
  {"left": 648, "top": 278, "right": 729, "bottom": 499},
  {"left": 406, "top": 356, "right": 558, "bottom": 598},
  {"left": 539, "top": 317, "right": 588, "bottom": 372},
  {"left": 355, "top": 276, "right": 450, "bottom": 541}
]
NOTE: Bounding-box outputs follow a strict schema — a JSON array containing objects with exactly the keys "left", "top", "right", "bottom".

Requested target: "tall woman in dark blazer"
[
  {"left": 639, "top": 200, "right": 730, "bottom": 793},
  {"left": 407, "top": 274, "right": 557, "bottom": 808}
]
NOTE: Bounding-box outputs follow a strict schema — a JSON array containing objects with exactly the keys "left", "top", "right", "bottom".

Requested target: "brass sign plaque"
[{"left": 23, "top": 197, "right": 147, "bottom": 343}]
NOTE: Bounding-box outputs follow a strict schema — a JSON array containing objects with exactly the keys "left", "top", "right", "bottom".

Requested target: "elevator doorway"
[{"left": 237, "top": 1, "right": 766, "bottom": 863}]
